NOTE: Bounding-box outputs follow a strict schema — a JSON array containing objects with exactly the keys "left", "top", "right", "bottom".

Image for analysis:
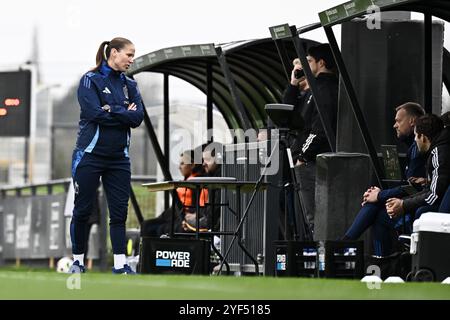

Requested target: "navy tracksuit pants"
[
  {"left": 439, "top": 186, "right": 450, "bottom": 213},
  {"left": 345, "top": 202, "right": 439, "bottom": 256},
  {"left": 71, "top": 152, "right": 130, "bottom": 255}
]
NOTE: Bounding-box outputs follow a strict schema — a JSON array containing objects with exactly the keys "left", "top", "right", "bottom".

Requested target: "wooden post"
[{"left": 87, "top": 259, "right": 93, "bottom": 270}]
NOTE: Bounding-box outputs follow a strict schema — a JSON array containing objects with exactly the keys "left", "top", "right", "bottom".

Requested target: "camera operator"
[{"left": 282, "top": 43, "right": 338, "bottom": 233}]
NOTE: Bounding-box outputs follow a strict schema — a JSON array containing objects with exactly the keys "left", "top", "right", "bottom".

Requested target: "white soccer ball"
[{"left": 56, "top": 257, "right": 73, "bottom": 273}]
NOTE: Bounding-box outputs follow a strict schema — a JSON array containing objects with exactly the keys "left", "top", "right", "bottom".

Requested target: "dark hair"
[
  {"left": 441, "top": 111, "right": 450, "bottom": 127},
  {"left": 307, "top": 44, "right": 336, "bottom": 71},
  {"left": 415, "top": 114, "right": 444, "bottom": 142},
  {"left": 92, "top": 37, "right": 133, "bottom": 72},
  {"left": 396, "top": 102, "right": 425, "bottom": 118},
  {"left": 200, "top": 142, "right": 223, "bottom": 157}
]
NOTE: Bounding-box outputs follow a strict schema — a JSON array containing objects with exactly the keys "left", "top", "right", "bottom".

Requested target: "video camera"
[{"left": 265, "top": 104, "right": 304, "bottom": 131}]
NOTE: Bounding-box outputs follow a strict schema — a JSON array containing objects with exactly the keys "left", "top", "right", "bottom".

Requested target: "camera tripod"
[{"left": 277, "top": 128, "right": 313, "bottom": 242}]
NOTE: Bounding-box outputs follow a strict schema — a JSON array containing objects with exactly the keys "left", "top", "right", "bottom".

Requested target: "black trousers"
[{"left": 294, "top": 162, "right": 316, "bottom": 228}]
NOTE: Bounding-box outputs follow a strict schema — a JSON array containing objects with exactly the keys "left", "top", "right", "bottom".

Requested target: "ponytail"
[
  {"left": 91, "top": 37, "right": 133, "bottom": 72},
  {"left": 92, "top": 41, "right": 110, "bottom": 72}
]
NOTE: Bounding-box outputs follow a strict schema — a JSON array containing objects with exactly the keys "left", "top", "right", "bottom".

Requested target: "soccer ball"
[{"left": 56, "top": 257, "right": 73, "bottom": 273}]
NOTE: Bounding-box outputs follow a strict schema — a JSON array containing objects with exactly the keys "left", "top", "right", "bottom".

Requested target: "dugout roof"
[{"left": 127, "top": 37, "right": 319, "bottom": 129}]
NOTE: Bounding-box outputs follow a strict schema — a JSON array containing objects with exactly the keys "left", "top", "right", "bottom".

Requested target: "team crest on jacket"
[{"left": 123, "top": 85, "right": 129, "bottom": 99}]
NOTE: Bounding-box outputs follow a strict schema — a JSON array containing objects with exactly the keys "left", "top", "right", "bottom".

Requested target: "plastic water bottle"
[
  {"left": 311, "top": 248, "right": 316, "bottom": 270},
  {"left": 308, "top": 248, "right": 315, "bottom": 270},
  {"left": 344, "top": 247, "right": 356, "bottom": 270},
  {"left": 303, "top": 248, "right": 309, "bottom": 269},
  {"left": 318, "top": 241, "right": 325, "bottom": 273},
  {"left": 344, "top": 248, "right": 350, "bottom": 270},
  {"left": 349, "top": 248, "right": 356, "bottom": 270}
]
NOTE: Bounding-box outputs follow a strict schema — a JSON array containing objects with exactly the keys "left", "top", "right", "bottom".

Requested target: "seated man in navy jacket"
[
  {"left": 387, "top": 114, "right": 450, "bottom": 226},
  {"left": 343, "top": 102, "right": 427, "bottom": 256}
]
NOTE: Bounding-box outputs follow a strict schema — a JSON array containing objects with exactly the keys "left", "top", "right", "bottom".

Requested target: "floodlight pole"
[{"left": 19, "top": 64, "right": 37, "bottom": 184}]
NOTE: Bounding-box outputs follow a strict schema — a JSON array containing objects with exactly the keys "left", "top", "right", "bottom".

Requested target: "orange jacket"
[{"left": 176, "top": 174, "right": 208, "bottom": 211}]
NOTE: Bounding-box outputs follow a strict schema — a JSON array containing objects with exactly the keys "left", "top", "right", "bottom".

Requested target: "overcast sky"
[
  {"left": 0, "top": 0, "right": 343, "bottom": 94},
  {"left": 1, "top": 0, "right": 448, "bottom": 97}
]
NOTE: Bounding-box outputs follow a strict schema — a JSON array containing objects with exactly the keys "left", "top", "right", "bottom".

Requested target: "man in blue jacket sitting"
[{"left": 343, "top": 102, "right": 426, "bottom": 256}]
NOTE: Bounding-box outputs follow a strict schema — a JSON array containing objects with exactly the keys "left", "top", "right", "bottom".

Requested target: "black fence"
[{"left": 0, "top": 176, "right": 155, "bottom": 269}]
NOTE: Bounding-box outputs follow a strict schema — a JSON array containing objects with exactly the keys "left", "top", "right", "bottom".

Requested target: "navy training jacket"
[
  {"left": 403, "top": 128, "right": 450, "bottom": 213},
  {"left": 74, "top": 61, "right": 144, "bottom": 159}
]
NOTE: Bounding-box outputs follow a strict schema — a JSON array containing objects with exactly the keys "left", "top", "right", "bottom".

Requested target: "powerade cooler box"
[
  {"left": 410, "top": 212, "right": 450, "bottom": 282},
  {"left": 139, "top": 237, "right": 210, "bottom": 275}
]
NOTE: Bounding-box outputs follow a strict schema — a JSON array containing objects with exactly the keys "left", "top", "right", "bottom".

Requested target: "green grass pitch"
[{"left": 0, "top": 269, "right": 449, "bottom": 300}]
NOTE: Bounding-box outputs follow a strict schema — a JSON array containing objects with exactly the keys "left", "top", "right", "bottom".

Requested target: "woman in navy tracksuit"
[{"left": 69, "top": 37, "right": 143, "bottom": 274}]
